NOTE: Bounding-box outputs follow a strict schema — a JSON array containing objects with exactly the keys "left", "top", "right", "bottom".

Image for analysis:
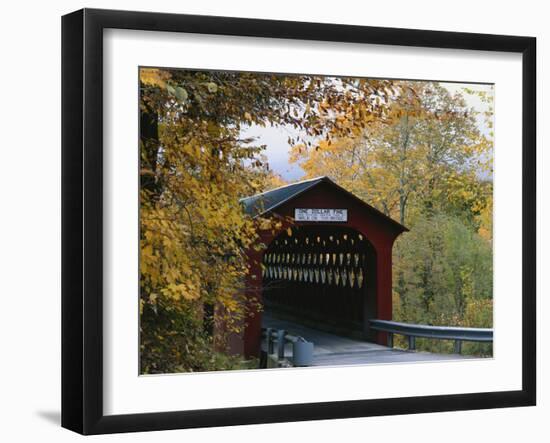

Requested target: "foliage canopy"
[{"left": 139, "top": 68, "right": 403, "bottom": 373}]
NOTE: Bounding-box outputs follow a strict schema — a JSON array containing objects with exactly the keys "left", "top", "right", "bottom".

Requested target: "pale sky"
[{"left": 241, "top": 81, "right": 494, "bottom": 181}]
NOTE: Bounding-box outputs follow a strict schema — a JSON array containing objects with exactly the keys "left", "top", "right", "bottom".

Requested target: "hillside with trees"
[{"left": 290, "top": 81, "right": 494, "bottom": 355}]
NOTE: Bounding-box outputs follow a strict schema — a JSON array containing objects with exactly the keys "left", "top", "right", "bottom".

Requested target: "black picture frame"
[{"left": 61, "top": 8, "right": 536, "bottom": 435}]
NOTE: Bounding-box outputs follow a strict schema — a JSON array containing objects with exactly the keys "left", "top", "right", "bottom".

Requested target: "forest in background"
[
  {"left": 139, "top": 68, "right": 493, "bottom": 373},
  {"left": 290, "top": 81, "right": 494, "bottom": 355}
]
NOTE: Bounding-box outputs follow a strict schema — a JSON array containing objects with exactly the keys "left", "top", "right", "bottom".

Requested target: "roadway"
[{"left": 262, "top": 313, "right": 473, "bottom": 366}]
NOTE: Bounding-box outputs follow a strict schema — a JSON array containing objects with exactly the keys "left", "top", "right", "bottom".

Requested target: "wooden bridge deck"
[{"left": 262, "top": 314, "right": 472, "bottom": 366}]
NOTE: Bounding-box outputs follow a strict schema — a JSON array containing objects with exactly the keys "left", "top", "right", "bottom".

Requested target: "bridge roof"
[{"left": 241, "top": 176, "right": 408, "bottom": 232}]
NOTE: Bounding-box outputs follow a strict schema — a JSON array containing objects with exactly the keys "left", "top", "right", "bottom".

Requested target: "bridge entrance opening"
[{"left": 261, "top": 225, "right": 377, "bottom": 340}]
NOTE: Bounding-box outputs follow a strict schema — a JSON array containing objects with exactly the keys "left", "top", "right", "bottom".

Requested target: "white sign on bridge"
[{"left": 294, "top": 208, "right": 348, "bottom": 222}]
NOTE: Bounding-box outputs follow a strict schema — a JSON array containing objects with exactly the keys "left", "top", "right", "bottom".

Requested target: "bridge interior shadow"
[{"left": 261, "top": 225, "right": 377, "bottom": 342}]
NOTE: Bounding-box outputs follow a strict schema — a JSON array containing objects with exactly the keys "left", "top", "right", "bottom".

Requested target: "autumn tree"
[
  {"left": 139, "top": 68, "right": 398, "bottom": 373},
  {"left": 291, "top": 82, "right": 491, "bottom": 226},
  {"left": 290, "top": 81, "right": 494, "bottom": 355}
]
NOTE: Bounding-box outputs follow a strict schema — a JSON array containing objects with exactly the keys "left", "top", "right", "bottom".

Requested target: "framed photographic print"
[{"left": 61, "top": 8, "right": 536, "bottom": 435}]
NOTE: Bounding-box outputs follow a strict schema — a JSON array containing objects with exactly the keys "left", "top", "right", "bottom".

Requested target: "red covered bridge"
[{"left": 232, "top": 176, "right": 408, "bottom": 358}]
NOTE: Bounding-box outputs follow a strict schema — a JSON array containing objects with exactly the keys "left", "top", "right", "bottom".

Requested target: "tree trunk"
[{"left": 140, "top": 101, "right": 161, "bottom": 200}]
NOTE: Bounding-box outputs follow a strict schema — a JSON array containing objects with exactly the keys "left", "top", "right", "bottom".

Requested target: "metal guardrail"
[
  {"left": 369, "top": 319, "right": 493, "bottom": 354},
  {"left": 261, "top": 328, "right": 314, "bottom": 367}
]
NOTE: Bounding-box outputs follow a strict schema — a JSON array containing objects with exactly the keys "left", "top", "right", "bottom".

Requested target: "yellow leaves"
[
  {"left": 476, "top": 194, "right": 493, "bottom": 242},
  {"left": 260, "top": 172, "right": 287, "bottom": 190},
  {"left": 292, "top": 81, "right": 493, "bottom": 227},
  {"left": 139, "top": 130, "right": 263, "bottom": 321},
  {"left": 139, "top": 299, "right": 145, "bottom": 315},
  {"left": 161, "top": 282, "right": 200, "bottom": 301},
  {"left": 221, "top": 297, "right": 239, "bottom": 312},
  {"left": 139, "top": 68, "right": 171, "bottom": 89},
  {"left": 141, "top": 243, "right": 154, "bottom": 260},
  {"left": 206, "top": 121, "right": 221, "bottom": 137},
  {"left": 258, "top": 217, "right": 273, "bottom": 230}
]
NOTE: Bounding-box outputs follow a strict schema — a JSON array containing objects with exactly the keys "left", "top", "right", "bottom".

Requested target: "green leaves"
[
  {"left": 174, "top": 86, "right": 188, "bottom": 101},
  {"left": 206, "top": 82, "right": 218, "bottom": 93},
  {"left": 392, "top": 213, "right": 493, "bottom": 355},
  {"left": 165, "top": 83, "right": 189, "bottom": 102}
]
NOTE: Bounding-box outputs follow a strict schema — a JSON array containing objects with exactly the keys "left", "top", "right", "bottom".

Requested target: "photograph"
[{"left": 138, "top": 67, "right": 494, "bottom": 375}]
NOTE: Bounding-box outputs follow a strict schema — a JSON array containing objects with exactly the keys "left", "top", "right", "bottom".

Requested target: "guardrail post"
[
  {"left": 266, "top": 328, "right": 273, "bottom": 354},
  {"left": 408, "top": 335, "right": 416, "bottom": 351},
  {"left": 292, "top": 340, "right": 314, "bottom": 367},
  {"left": 277, "top": 329, "right": 286, "bottom": 360},
  {"left": 387, "top": 332, "right": 393, "bottom": 348},
  {"left": 454, "top": 340, "right": 462, "bottom": 354}
]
